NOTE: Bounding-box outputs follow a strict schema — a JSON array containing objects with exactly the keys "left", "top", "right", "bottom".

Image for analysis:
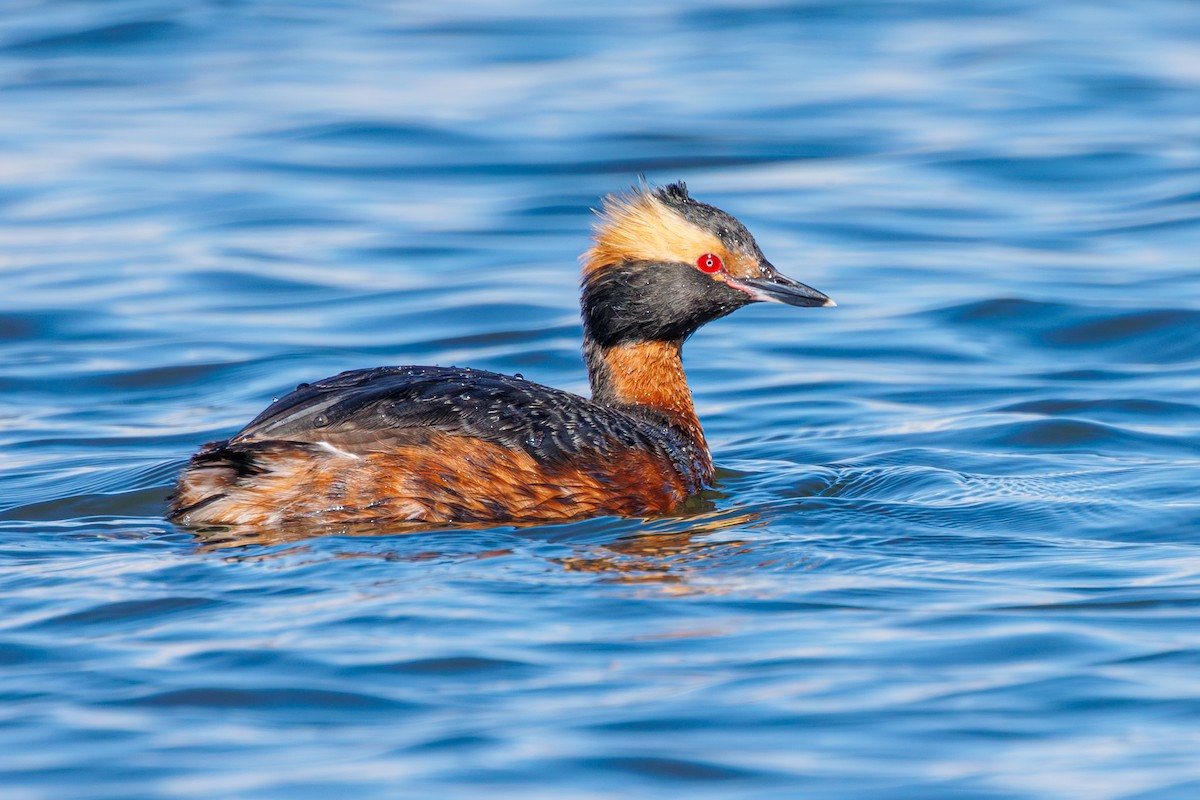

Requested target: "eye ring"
[{"left": 696, "top": 253, "right": 723, "bottom": 274}]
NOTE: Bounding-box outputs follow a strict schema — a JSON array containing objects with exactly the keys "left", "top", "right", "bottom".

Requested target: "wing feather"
[{"left": 230, "top": 366, "right": 685, "bottom": 468}]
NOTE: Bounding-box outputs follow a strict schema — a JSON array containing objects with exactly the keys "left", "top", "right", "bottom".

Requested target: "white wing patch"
[{"left": 317, "top": 441, "right": 362, "bottom": 460}]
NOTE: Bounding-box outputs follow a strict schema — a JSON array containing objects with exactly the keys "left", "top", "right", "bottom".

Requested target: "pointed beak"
[{"left": 727, "top": 268, "right": 836, "bottom": 308}]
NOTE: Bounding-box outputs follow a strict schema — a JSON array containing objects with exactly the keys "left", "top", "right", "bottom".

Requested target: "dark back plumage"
[{"left": 231, "top": 366, "right": 705, "bottom": 487}]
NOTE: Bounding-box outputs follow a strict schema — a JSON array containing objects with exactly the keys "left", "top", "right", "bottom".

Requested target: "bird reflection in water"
[{"left": 183, "top": 505, "right": 766, "bottom": 589}]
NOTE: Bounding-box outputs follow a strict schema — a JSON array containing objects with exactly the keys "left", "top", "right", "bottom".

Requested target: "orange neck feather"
[{"left": 587, "top": 339, "right": 708, "bottom": 457}]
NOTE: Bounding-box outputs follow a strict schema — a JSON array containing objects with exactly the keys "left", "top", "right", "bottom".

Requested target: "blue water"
[{"left": 3, "top": 1, "right": 1200, "bottom": 797}]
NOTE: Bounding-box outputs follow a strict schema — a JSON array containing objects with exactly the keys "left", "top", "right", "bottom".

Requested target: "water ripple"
[{"left": 3, "top": 0, "right": 1200, "bottom": 797}]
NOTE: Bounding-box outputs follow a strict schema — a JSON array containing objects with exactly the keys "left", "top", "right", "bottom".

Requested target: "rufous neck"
[{"left": 583, "top": 337, "right": 708, "bottom": 450}]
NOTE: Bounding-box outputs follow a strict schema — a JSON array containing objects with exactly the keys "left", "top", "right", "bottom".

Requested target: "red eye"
[{"left": 696, "top": 253, "right": 723, "bottom": 274}]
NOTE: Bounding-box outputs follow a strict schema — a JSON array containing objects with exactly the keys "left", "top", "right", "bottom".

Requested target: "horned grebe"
[{"left": 170, "top": 182, "right": 833, "bottom": 526}]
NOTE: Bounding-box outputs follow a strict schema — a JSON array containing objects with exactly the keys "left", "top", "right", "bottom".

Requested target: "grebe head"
[{"left": 580, "top": 181, "right": 834, "bottom": 349}]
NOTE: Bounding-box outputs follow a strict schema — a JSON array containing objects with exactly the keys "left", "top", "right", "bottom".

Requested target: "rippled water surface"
[{"left": 3, "top": 1, "right": 1200, "bottom": 797}]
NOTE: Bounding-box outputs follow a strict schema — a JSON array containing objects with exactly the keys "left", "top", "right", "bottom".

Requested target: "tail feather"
[{"left": 168, "top": 440, "right": 308, "bottom": 525}]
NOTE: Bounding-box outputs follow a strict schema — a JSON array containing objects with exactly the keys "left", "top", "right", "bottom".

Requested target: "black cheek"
[{"left": 582, "top": 261, "right": 751, "bottom": 347}]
